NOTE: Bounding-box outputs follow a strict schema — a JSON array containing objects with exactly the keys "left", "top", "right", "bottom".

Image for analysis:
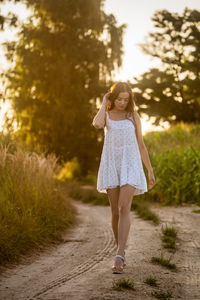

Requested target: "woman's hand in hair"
[
  {"left": 92, "top": 92, "right": 111, "bottom": 128},
  {"left": 103, "top": 92, "right": 112, "bottom": 107}
]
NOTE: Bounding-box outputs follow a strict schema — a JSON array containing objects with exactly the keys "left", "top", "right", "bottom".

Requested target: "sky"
[
  {"left": 103, "top": 0, "right": 199, "bottom": 133},
  {"left": 104, "top": 0, "right": 200, "bottom": 81},
  {"left": 0, "top": 0, "right": 200, "bottom": 133}
]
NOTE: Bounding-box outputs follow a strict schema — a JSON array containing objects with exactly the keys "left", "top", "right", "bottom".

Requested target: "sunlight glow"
[
  {"left": 140, "top": 114, "right": 170, "bottom": 135},
  {"left": 0, "top": 0, "right": 198, "bottom": 133},
  {"left": 0, "top": 101, "right": 11, "bottom": 130}
]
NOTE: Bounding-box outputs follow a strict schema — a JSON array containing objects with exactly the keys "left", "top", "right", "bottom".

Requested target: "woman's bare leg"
[
  {"left": 107, "top": 186, "right": 120, "bottom": 246},
  {"left": 114, "top": 184, "right": 136, "bottom": 268}
]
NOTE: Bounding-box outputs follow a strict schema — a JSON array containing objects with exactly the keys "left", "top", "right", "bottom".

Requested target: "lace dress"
[{"left": 97, "top": 111, "right": 148, "bottom": 195}]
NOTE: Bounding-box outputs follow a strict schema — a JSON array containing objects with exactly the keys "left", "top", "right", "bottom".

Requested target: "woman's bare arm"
[
  {"left": 134, "top": 111, "right": 156, "bottom": 189},
  {"left": 92, "top": 93, "right": 111, "bottom": 129},
  {"left": 92, "top": 101, "right": 107, "bottom": 129},
  {"left": 134, "top": 112, "right": 153, "bottom": 173}
]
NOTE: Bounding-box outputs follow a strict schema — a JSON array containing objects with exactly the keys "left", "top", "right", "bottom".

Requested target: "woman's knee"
[
  {"left": 120, "top": 184, "right": 136, "bottom": 198},
  {"left": 118, "top": 203, "right": 131, "bottom": 216},
  {"left": 112, "top": 210, "right": 119, "bottom": 219},
  {"left": 107, "top": 186, "right": 120, "bottom": 197}
]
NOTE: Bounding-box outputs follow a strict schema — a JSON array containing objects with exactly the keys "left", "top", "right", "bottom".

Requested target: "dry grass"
[{"left": 0, "top": 144, "right": 76, "bottom": 266}]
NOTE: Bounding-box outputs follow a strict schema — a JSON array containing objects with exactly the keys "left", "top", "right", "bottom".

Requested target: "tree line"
[{"left": 0, "top": 0, "right": 199, "bottom": 174}]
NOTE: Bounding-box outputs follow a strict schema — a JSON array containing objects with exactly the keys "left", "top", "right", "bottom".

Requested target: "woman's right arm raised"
[{"left": 92, "top": 92, "right": 111, "bottom": 129}]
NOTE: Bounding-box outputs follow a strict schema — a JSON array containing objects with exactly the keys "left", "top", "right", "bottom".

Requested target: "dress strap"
[
  {"left": 127, "top": 111, "right": 133, "bottom": 119},
  {"left": 106, "top": 110, "right": 133, "bottom": 121}
]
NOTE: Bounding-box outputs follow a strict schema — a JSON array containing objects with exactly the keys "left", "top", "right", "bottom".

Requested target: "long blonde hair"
[{"left": 106, "top": 81, "right": 138, "bottom": 134}]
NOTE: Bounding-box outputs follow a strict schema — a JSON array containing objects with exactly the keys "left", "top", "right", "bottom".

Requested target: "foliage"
[
  {"left": 65, "top": 122, "right": 200, "bottom": 207},
  {"left": 132, "top": 8, "right": 200, "bottom": 125},
  {"left": 131, "top": 199, "right": 160, "bottom": 225},
  {"left": 161, "top": 225, "right": 178, "bottom": 250},
  {"left": 144, "top": 276, "right": 158, "bottom": 287},
  {"left": 151, "top": 255, "right": 177, "bottom": 271},
  {"left": 151, "top": 290, "right": 172, "bottom": 300},
  {"left": 112, "top": 277, "right": 135, "bottom": 291},
  {"left": 141, "top": 122, "right": 200, "bottom": 206},
  {"left": 192, "top": 209, "right": 200, "bottom": 213},
  {"left": 143, "top": 122, "right": 200, "bottom": 156},
  {"left": 152, "top": 146, "right": 200, "bottom": 205},
  {"left": 0, "top": 143, "right": 76, "bottom": 265},
  {"left": 64, "top": 180, "right": 109, "bottom": 206},
  {"left": 2, "top": 0, "right": 126, "bottom": 175},
  {"left": 56, "top": 157, "right": 82, "bottom": 181},
  {"left": 0, "top": 0, "right": 19, "bottom": 30}
]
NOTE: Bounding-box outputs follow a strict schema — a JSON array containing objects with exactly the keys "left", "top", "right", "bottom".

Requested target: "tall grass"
[
  {"left": 143, "top": 123, "right": 200, "bottom": 206},
  {"left": 0, "top": 143, "right": 76, "bottom": 266},
  {"left": 76, "top": 122, "right": 200, "bottom": 206},
  {"left": 144, "top": 122, "right": 200, "bottom": 155},
  {"left": 151, "top": 145, "right": 200, "bottom": 205}
]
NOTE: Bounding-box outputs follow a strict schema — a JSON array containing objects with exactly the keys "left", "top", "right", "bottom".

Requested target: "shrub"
[{"left": 56, "top": 157, "right": 81, "bottom": 181}]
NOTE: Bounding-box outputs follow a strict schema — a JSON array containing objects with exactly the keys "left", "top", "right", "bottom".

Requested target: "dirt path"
[{"left": 0, "top": 199, "right": 200, "bottom": 300}]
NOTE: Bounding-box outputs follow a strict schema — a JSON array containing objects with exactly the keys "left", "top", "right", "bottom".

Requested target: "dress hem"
[{"left": 97, "top": 183, "right": 148, "bottom": 195}]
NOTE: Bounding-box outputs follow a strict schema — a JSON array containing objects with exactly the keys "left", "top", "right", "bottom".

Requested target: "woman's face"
[{"left": 114, "top": 92, "right": 129, "bottom": 111}]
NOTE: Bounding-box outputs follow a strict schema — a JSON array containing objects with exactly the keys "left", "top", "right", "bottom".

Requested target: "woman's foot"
[{"left": 112, "top": 254, "right": 124, "bottom": 273}]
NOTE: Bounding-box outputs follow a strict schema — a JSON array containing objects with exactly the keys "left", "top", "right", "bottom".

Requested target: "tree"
[
  {"left": 0, "top": 0, "right": 19, "bottom": 30},
  {"left": 132, "top": 8, "right": 200, "bottom": 126},
  {"left": 3, "top": 0, "right": 126, "bottom": 174}
]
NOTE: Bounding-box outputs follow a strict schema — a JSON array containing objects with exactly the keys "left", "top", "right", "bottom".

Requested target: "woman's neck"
[{"left": 111, "top": 109, "right": 126, "bottom": 113}]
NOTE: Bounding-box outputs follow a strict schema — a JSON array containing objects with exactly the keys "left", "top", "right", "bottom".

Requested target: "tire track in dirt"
[
  {"left": 31, "top": 210, "right": 116, "bottom": 299},
  {"left": 1, "top": 200, "right": 200, "bottom": 300},
  {"left": 44, "top": 204, "right": 200, "bottom": 300},
  {"left": 0, "top": 200, "right": 116, "bottom": 300}
]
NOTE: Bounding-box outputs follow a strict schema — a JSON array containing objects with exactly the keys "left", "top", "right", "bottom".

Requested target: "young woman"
[{"left": 92, "top": 82, "right": 155, "bottom": 273}]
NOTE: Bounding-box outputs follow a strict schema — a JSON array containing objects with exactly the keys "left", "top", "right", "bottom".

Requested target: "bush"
[{"left": 56, "top": 157, "right": 82, "bottom": 181}]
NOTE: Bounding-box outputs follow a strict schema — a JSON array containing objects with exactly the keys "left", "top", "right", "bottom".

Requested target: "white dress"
[{"left": 97, "top": 111, "right": 148, "bottom": 195}]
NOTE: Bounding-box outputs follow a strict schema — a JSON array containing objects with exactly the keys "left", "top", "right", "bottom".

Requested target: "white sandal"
[{"left": 112, "top": 254, "right": 125, "bottom": 274}]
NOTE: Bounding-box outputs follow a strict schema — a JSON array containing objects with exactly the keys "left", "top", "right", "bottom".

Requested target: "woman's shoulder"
[
  {"left": 126, "top": 111, "right": 138, "bottom": 119},
  {"left": 132, "top": 111, "right": 140, "bottom": 119},
  {"left": 126, "top": 111, "right": 132, "bottom": 118}
]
